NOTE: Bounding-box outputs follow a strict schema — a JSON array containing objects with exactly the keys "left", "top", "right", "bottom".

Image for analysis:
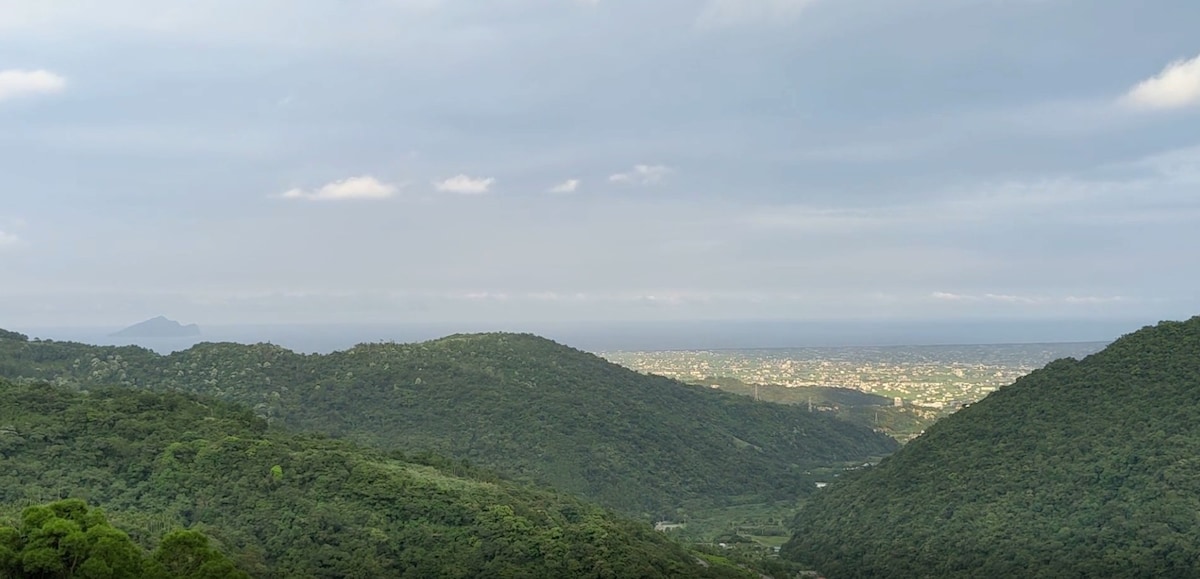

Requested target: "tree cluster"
[{"left": 0, "top": 498, "right": 244, "bottom": 578}]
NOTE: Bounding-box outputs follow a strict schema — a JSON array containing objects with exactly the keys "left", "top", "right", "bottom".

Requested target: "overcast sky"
[{"left": 2, "top": 0, "right": 1199, "bottom": 327}]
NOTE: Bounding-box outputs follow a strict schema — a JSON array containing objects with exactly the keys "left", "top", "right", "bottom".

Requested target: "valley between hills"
[{"left": 2, "top": 318, "right": 1198, "bottom": 577}]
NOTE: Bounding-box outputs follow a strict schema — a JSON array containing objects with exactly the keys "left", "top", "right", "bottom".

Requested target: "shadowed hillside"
[{"left": 784, "top": 317, "right": 1200, "bottom": 578}]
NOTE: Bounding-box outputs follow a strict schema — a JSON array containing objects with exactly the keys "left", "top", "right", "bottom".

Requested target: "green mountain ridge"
[
  {"left": 0, "top": 378, "right": 756, "bottom": 578},
  {"left": 0, "top": 331, "right": 897, "bottom": 517},
  {"left": 783, "top": 316, "right": 1200, "bottom": 577}
]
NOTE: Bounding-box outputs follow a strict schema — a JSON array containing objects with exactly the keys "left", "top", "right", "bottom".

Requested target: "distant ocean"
[{"left": 14, "top": 319, "right": 1150, "bottom": 354}]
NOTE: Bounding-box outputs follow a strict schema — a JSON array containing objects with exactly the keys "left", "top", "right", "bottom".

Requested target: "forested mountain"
[
  {"left": 784, "top": 317, "right": 1200, "bottom": 578},
  {"left": 0, "top": 379, "right": 756, "bottom": 578},
  {"left": 0, "top": 331, "right": 897, "bottom": 516}
]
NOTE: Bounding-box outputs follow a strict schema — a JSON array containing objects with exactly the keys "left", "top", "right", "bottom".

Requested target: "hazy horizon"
[{"left": 10, "top": 317, "right": 1143, "bottom": 354}]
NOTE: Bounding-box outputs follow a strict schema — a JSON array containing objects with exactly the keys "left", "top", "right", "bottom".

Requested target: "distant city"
[{"left": 602, "top": 342, "right": 1109, "bottom": 408}]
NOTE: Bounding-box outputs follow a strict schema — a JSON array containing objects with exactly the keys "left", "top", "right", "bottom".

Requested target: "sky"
[{"left": 1, "top": 0, "right": 1199, "bottom": 328}]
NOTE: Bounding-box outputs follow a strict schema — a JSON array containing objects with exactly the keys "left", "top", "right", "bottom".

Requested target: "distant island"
[{"left": 110, "top": 316, "right": 201, "bottom": 338}]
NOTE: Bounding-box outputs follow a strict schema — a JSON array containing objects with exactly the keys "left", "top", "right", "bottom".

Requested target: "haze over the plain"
[{"left": 2, "top": 0, "right": 1198, "bottom": 328}]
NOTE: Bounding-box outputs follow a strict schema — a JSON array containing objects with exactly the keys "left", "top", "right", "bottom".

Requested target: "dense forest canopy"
[
  {"left": 784, "top": 317, "right": 1200, "bottom": 578},
  {"left": 0, "top": 499, "right": 245, "bottom": 579},
  {"left": 0, "top": 378, "right": 756, "bottom": 578},
  {"left": 0, "top": 331, "right": 896, "bottom": 516}
]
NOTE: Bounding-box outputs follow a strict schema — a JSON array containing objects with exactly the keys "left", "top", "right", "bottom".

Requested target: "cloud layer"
[
  {"left": 1, "top": 1, "right": 1198, "bottom": 328},
  {"left": 931, "top": 292, "right": 1127, "bottom": 306}
]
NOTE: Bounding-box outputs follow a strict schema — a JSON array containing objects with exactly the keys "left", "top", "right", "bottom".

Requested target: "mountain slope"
[
  {"left": 0, "top": 378, "right": 755, "bottom": 578},
  {"left": 783, "top": 317, "right": 1200, "bottom": 578},
  {"left": 0, "top": 331, "right": 898, "bottom": 516}
]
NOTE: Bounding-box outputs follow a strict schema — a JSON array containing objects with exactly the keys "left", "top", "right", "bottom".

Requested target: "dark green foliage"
[
  {"left": 0, "top": 329, "right": 26, "bottom": 342},
  {"left": 783, "top": 317, "right": 1200, "bottom": 578},
  {"left": 0, "top": 379, "right": 754, "bottom": 578},
  {"left": 152, "top": 530, "right": 250, "bottom": 579},
  {"left": 0, "top": 498, "right": 148, "bottom": 579},
  {"left": 0, "top": 499, "right": 244, "bottom": 579},
  {"left": 0, "top": 332, "right": 896, "bottom": 516}
]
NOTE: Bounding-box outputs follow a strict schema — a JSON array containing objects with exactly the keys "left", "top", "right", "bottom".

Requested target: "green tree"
[
  {"left": 0, "top": 500, "right": 246, "bottom": 579},
  {"left": 0, "top": 499, "right": 150, "bottom": 578},
  {"left": 153, "top": 530, "right": 248, "bottom": 579}
]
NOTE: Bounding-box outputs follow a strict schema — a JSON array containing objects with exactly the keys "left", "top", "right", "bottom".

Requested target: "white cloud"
[
  {"left": 279, "top": 176, "right": 398, "bottom": 201},
  {"left": 697, "top": 0, "right": 817, "bottom": 28},
  {"left": 0, "top": 69, "right": 67, "bottom": 102},
  {"left": 983, "top": 293, "right": 1042, "bottom": 305},
  {"left": 547, "top": 179, "right": 581, "bottom": 194},
  {"left": 1122, "top": 53, "right": 1200, "bottom": 111},
  {"left": 931, "top": 291, "right": 975, "bottom": 302},
  {"left": 435, "top": 174, "right": 495, "bottom": 194},
  {"left": 609, "top": 164, "right": 671, "bottom": 185},
  {"left": 0, "top": 230, "right": 20, "bottom": 248}
]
